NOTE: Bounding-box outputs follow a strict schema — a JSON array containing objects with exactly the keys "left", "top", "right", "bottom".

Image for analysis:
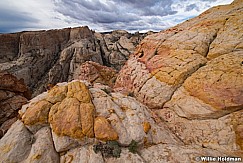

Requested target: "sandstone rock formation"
[
  {"left": 0, "top": 72, "right": 31, "bottom": 138},
  {"left": 114, "top": 0, "right": 243, "bottom": 154},
  {"left": 95, "top": 30, "right": 152, "bottom": 70},
  {"left": 76, "top": 61, "right": 117, "bottom": 87},
  {"left": 1, "top": 80, "right": 241, "bottom": 162},
  {"left": 0, "top": 27, "right": 149, "bottom": 97},
  {"left": 0, "top": 0, "right": 243, "bottom": 162},
  {"left": 115, "top": 0, "right": 243, "bottom": 110}
]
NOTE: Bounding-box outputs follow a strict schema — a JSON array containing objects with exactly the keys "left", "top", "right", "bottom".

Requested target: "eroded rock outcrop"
[
  {"left": 115, "top": 1, "right": 243, "bottom": 110},
  {"left": 0, "top": 27, "right": 150, "bottom": 97},
  {"left": 0, "top": 80, "right": 183, "bottom": 162},
  {"left": 0, "top": 72, "right": 31, "bottom": 138},
  {"left": 95, "top": 30, "right": 152, "bottom": 70},
  {"left": 1, "top": 80, "right": 241, "bottom": 162},
  {"left": 114, "top": 0, "right": 243, "bottom": 155},
  {"left": 76, "top": 61, "right": 117, "bottom": 87},
  {"left": 1, "top": 80, "right": 242, "bottom": 162}
]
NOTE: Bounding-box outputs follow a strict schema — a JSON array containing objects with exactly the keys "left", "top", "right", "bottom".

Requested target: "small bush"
[
  {"left": 93, "top": 141, "right": 121, "bottom": 158},
  {"left": 128, "top": 140, "right": 139, "bottom": 154},
  {"left": 93, "top": 140, "right": 139, "bottom": 158}
]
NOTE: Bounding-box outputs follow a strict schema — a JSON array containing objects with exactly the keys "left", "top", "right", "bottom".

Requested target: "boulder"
[
  {"left": 0, "top": 120, "right": 32, "bottom": 162},
  {"left": 75, "top": 61, "right": 117, "bottom": 87}
]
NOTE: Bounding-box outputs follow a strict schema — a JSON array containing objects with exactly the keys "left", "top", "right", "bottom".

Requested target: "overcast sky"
[{"left": 0, "top": 0, "right": 234, "bottom": 33}]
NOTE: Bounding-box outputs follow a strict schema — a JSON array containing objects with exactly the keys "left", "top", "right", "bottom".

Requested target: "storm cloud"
[
  {"left": 0, "top": 0, "right": 234, "bottom": 33},
  {"left": 0, "top": 7, "right": 39, "bottom": 33}
]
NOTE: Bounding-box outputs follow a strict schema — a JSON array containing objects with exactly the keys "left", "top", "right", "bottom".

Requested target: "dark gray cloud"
[
  {"left": 0, "top": 8, "right": 39, "bottom": 33},
  {"left": 54, "top": 0, "right": 139, "bottom": 23},
  {"left": 53, "top": 0, "right": 177, "bottom": 32},
  {"left": 185, "top": 4, "right": 199, "bottom": 12}
]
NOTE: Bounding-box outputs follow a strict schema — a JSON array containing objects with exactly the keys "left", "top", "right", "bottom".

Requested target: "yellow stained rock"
[
  {"left": 67, "top": 81, "right": 91, "bottom": 103},
  {"left": 143, "top": 121, "right": 151, "bottom": 134},
  {"left": 46, "top": 85, "right": 68, "bottom": 104},
  {"left": 184, "top": 53, "right": 243, "bottom": 110},
  {"left": 94, "top": 116, "right": 118, "bottom": 141},
  {"left": 49, "top": 98, "right": 84, "bottom": 139},
  {"left": 22, "top": 100, "right": 53, "bottom": 125},
  {"left": 80, "top": 103, "right": 95, "bottom": 138},
  {"left": 150, "top": 50, "right": 207, "bottom": 86}
]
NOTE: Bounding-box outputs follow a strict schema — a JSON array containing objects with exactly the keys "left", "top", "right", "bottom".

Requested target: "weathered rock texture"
[
  {"left": 1, "top": 80, "right": 242, "bottom": 162},
  {"left": 95, "top": 30, "right": 153, "bottom": 70},
  {"left": 76, "top": 61, "right": 117, "bottom": 87},
  {"left": 0, "top": 27, "right": 150, "bottom": 97},
  {"left": 115, "top": 0, "right": 243, "bottom": 110},
  {"left": 0, "top": 72, "right": 31, "bottom": 138},
  {"left": 114, "top": 0, "right": 243, "bottom": 155}
]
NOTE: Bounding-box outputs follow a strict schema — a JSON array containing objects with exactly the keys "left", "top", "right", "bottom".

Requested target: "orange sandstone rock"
[
  {"left": 80, "top": 103, "right": 95, "bottom": 138},
  {"left": 184, "top": 53, "right": 243, "bottom": 110},
  {"left": 76, "top": 61, "right": 117, "bottom": 87},
  {"left": 46, "top": 85, "right": 67, "bottom": 104},
  {"left": 49, "top": 98, "right": 84, "bottom": 139},
  {"left": 143, "top": 122, "right": 151, "bottom": 134},
  {"left": 67, "top": 81, "right": 91, "bottom": 103},
  {"left": 94, "top": 116, "right": 118, "bottom": 141},
  {"left": 22, "top": 100, "right": 52, "bottom": 125}
]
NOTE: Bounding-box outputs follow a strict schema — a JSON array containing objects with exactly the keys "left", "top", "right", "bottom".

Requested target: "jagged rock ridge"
[{"left": 0, "top": 27, "right": 151, "bottom": 97}]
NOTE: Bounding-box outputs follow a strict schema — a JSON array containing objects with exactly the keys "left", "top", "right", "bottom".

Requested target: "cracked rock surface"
[
  {"left": 76, "top": 61, "right": 118, "bottom": 87},
  {"left": 0, "top": 79, "right": 242, "bottom": 162},
  {"left": 114, "top": 0, "right": 243, "bottom": 158},
  {"left": 115, "top": 1, "right": 243, "bottom": 111}
]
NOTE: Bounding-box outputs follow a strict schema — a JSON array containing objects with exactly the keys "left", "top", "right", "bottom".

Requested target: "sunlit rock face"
[
  {"left": 115, "top": 1, "right": 243, "bottom": 111},
  {"left": 0, "top": 80, "right": 184, "bottom": 162},
  {"left": 0, "top": 27, "right": 150, "bottom": 97}
]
